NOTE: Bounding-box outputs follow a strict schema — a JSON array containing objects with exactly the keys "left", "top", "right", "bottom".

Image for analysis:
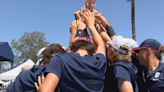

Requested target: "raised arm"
[
  {"left": 74, "top": 10, "right": 81, "bottom": 20},
  {"left": 94, "top": 12, "right": 117, "bottom": 39},
  {"left": 67, "top": 20, "right": 78, "bottom": 53},
  {"left": 80, "top": 10, "right": 106, "bottom": 56},
  {"left": 39, "top": 55, "right": 65, "bottom": 92},
  {"left": 95, "top": 23, "right": 112, "bottom": 43}
]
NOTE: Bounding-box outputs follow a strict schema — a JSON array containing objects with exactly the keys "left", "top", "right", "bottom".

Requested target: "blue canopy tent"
[{"left": 0, "top": 42, "right": 14, "bottom": 62}]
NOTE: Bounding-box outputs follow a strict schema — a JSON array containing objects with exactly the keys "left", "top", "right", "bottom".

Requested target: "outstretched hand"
[
  {"left": 79, "top": 9, "right": 95, "bottom": 29},
  {"left": 35, "top": 74, "right": 45, "bottom": 92}
]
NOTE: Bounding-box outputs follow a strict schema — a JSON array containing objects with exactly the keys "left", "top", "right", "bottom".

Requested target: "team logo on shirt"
[{"left": 152, "top": 72, "right": 161, "bottom": 81}]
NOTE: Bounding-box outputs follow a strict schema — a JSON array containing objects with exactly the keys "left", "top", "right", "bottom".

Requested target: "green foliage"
[
  {"left": 0, "top": 62, "right": 11, "bottom": 73},
  {"left": 10, "top": 31, "right": 49, "bottom": 64}
]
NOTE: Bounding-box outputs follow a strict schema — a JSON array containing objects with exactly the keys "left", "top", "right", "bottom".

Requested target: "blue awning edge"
[{"left": 0, "top": 42, "right": 14, "bottom": 62}]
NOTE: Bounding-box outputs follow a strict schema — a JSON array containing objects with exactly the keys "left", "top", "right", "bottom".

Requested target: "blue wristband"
[
  {"left": 75, "top": 29, "right": 84, "bottom": 37},
  {"left": 84, "top": 28, "right": 89, "bottom": 36},
  {"left": 105, "top": 25, "right": 116, "bottom": 37}
]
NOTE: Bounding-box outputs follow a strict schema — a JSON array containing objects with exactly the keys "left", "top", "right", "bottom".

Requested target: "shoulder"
[
  {"left": 94, "top": 53, "right": 106, "bottom": 57},
  {"left": 113, "top": 61, "right": 137, "bottom": 71},
  {"left": 93, "top": 53, "right": 107, "bottom": 61},
  {"left": 153, "top": 63, "right": 164, "bottom": 78},
  {"left": 153, "top": 63, "right": 164, "bottom": 74},
  {"left": 112, "top": 61, "right": 137, "bottom": 82},
  {"left": 112, "top": 62, "right": 130, "bottom": 73},
  {"left": 49, "top": 53, "right": 67, "bottom": 63},
  {"left": 54, "top": 53, "right": 74, "bottom": 60}
]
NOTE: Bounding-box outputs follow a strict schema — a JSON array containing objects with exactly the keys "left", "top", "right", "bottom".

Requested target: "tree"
[
  {"left": 0, "top": 61, "right": 11, "bottom": 73},
  {"left": 128, "top": 0, "right": 136, "bottom": 40},
  {"left": 10, "top": 31, "right": 49, "bottom": 64}
]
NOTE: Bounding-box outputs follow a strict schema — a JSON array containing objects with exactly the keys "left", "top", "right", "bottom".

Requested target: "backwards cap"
[{"left": 107, "top": 36, "right": 138, "bottom": 54}]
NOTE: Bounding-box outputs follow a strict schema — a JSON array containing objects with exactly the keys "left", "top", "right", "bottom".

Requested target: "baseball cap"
[
  {"left": 107, "top": 36, "right": 138, "bottom": 54},
  {"left": 75, "top": 36, "right": 94, "bottom": 44},
  {"left": 133, "top": 39, "right": 162, "bottom": 53}
]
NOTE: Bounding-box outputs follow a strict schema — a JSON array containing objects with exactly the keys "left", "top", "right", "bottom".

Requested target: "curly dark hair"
[
  {"left": 40, "top": 43, "right": 66, "bottom": 65},
  {"left": 70, "top": 40, "right": 96, "bottom": 55}
]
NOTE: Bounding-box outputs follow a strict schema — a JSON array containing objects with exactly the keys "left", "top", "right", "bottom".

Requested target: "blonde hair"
[{"left": 107, "top": 45, "right": 132, "bottom": 63}]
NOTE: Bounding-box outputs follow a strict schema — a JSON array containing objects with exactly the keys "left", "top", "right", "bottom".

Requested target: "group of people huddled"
[{"left": 6, "top": 3, "right": 164, "bottom": 92}]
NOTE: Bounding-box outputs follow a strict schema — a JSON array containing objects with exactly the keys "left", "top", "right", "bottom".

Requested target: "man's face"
[{"left": 137, "top": 48, "right": 148, "bottom": 66}]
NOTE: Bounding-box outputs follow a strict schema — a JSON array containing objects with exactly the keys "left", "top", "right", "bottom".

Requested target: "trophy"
[
  {"left": 74, "top": 0, "right": 96, "bottom": 39},
  {"left": 74, "top": 0, "right": 96, "bottom": 20},
  {"left": 85, "top": 0, "right": 96, "bottom": 12}
]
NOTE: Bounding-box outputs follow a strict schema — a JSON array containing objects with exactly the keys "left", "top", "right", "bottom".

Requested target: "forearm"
[
  {"left": 40, "top": 73, "right": 59, "bottom": 92},
  {"left": 94, "top": 13, "right": 117, "bottom": 39},
  {"left": 89, "top": 26, "right": 103, "bottom": 44},
  {"left": 67, "top": 33, "right": 76, "bottom": 53},
  {"left": 67, "top": 22, "right": 77, "bottom": 52},
  {"left": 89, "top": 25, "right": 105, "bottom": 54},
  {"left": 99, "top": 31, "right": 112, "bottom": 43},
  {"left": 96, "top": 24, "right": 112, "bottom": 43}
]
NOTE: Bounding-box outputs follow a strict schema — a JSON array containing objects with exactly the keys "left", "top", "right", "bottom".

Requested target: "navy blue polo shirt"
[
  {"left": 103, "top": 61, "right": 138, "bottom": 92},
  {"left": 144, "top": 63, "right": 164, "bottom": 92},
  {"left": 45, "top": 53, "right": 107, "bottom": 92},
  {"left": 7, "top": 65, "right": 47, "bottom": 92}
]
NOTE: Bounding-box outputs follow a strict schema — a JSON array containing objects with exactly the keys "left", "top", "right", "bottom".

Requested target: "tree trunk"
[{"left": 131, "top": 0, "right": 136, "bottom": 40}]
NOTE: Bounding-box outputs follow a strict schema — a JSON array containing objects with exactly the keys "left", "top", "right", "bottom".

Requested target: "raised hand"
[
  {"left": 35, "top": 74, "right": 45, "bottom": 92},
  {"left": 74, "top": 10, "right": 81, "bottom": 20},
  {"left": 94, "top": 12, "right": 109, "bottom": 28},
  {"left": 79, "top": 9, "right": 95, "bottom": 29},
  {"left": 85, "top": 0, "right": 96, "bottom": 12},
  {"left": 70, "top": 20, "right": 78, "bottom": 35},
  {"left": 77, "top": 19, "right": 86, "bottom": 30},
  {"left": 95, "top": 23, "right": 105, "bottom": 33}
]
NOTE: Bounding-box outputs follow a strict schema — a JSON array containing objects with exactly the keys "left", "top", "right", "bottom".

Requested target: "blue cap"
[{"left": 133, "top": 39, "right": 162, "bottom": 53}]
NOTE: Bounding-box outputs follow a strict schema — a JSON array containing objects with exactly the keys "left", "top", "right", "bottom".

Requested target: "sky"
[{"left": 0, "top": 0, "right": 164, "bottom": 48}]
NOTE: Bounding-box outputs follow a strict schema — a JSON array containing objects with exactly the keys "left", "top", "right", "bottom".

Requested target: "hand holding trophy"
[{"left": 74, "top": 0, "right": 96, "bottom": 20}]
